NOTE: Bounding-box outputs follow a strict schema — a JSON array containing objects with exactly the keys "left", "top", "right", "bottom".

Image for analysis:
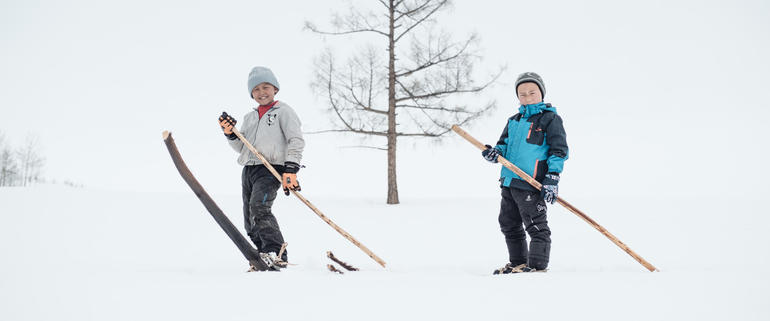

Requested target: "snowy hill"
[
  {"left": 1, "top": 185, "right": 767, "bottom": 320},
  {"left": 2, "top": 0, "right": 770, "bottom": 319}
]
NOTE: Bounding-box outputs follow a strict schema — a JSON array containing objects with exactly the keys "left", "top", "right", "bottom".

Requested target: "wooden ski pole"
[
  {"left": 231, "top": 126, "right": 387, "bottom": 268},
  {"left": 451, "top": 125, "right": 659, "bottom": 272}
]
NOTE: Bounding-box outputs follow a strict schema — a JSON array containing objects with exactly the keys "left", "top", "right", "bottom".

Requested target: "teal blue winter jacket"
[{"left": 494, "top": 102, "right": 569, "bottom": 191}]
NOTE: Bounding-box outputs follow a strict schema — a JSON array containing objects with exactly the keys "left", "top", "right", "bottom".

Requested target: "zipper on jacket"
[{"left": 526, "top": 123, "right": 533, "bottom": 140}]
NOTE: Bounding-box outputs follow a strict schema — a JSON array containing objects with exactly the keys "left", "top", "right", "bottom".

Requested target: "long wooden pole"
[
  {"left": 451, "top": 125, "right": 658, "bottom": 272},
  {"left": 231, "top": 127, "right": 387, "bottom": 268}
]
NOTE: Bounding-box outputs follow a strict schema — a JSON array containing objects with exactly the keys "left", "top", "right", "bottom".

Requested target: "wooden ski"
[
  {"left": 327, "top": 251, "right": 359, "bottom": 271},
  {"left": 162, "top": 131, "right": 270, "bottom": 271},
  {"left": 327, "top": 264, "right": 345, "bottom": 274}
]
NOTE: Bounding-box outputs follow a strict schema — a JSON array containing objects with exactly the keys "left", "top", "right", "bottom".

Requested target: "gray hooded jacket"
[{"left": 229, "top": 101, "right": 304, "bottom": 166}]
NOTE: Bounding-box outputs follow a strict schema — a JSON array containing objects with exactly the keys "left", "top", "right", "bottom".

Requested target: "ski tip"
[{"left": 162, "top": 130, "right": 170, "bottom": 140}]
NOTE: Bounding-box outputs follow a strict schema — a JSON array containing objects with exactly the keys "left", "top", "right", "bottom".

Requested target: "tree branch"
[
  {"left": 305, "top": 129, "right": 388, "bottom": 137},
  {"left": 305, "top": 21, "right": 389, "bottom": 37},
  {"left": 394, "top": 0, "right": 432, "bottom": 22},
  {"left": 394, "top": 88, "right": 473, "bottom": 102},
  {"left": 305, "top": 7, "right": 389, "bottom": 38},
  {"left": 343, "top": 58, "right": 389, "bottom": 115},
  {"left": 394, "top": 67, "right": 503, "bottom": 103},
  {"left": 395, "top": 0, "right": 448, "bottom": 42},
  {"left": 338, "top": 145, "right": 388, "bottom": 151},
  {"left": 395, "top": 36, "right": 474, "bottom": 78},
  {"left": 324, "top": 60, "right": 362, "bottom": 133},
  {"left": 395, "top": 104, "right": 475, "bottom": 114},
  {"left": 377, "top": 0, "right": 389, "bottom": 11},
  {"left": 395, "top": 130, "right": 448, "bottom": 137}
]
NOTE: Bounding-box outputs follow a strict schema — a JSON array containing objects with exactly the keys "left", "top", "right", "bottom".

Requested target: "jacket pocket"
[{"left": 526, "top": 123, "right": 545, "bottom": 146}]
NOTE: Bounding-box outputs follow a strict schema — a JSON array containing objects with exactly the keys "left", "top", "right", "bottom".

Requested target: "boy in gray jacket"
[{"left": 218, "top": 66, "right": 305, "bottom": 270}]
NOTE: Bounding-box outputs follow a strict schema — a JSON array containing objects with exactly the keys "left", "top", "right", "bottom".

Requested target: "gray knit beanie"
[
  {"left": 515, "top": 72, "right": 545, "bottom": 99},
  {"left": 247, "top": 66, "right": 280, "bottom": 98}
]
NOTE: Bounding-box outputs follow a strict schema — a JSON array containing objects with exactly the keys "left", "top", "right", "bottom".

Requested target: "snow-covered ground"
[
  {"left": 1, "top": 184, "right": 767, "bottom": 320},
  {"left": 2, "top": 0, "right": 769, "bottom": 319}
]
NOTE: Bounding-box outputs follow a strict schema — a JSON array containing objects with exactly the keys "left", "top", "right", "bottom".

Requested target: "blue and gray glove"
[
  {"left": 481, "top": 145, "right": 500, "bottom": 163},
  {"left": 541, "top": 173, "right": 560, "bottom": 204}
]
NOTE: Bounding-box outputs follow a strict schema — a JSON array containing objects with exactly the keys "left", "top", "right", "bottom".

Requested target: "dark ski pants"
[
  {"left": 242, "top": 165, "right": 287, "bottom": 260},
  {"left": 498, "top": 186, "right": 551, "bottom": 270}
]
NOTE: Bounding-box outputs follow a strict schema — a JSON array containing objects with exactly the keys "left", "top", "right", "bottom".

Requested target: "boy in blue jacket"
[{"left": 482, "top": 72, "right": 568, "bottom": 274}]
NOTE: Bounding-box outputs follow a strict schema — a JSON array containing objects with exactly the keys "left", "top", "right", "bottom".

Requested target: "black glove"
[
  {"left": 541, "top": 173, "right": 560, "bottom": 204},
  {"left": 219, "top": 112, "right": 238, "bottom": 140},
  {"left": 481, "top": 144, "right": 500, "bottom": 163}
]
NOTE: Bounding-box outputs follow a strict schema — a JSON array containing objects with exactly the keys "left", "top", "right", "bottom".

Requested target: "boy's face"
[
  {"left": 517, "top": 82, "right": 542, "bottom": 105},
  {"left": 251, "top": 83, "right": 278, "bottom": 105}
]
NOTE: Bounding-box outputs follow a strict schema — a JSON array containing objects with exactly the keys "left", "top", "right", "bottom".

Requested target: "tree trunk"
[
  {"left": 386, "top": 0, "right": 399, "bottom": 204},
  {"left": 387, "top": 126, "right": 398, "bottom": 204}
]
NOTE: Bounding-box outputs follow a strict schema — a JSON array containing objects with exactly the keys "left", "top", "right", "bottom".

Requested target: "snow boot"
[
  {"left": 493, "top": 263, "right": 527, "bottom": 275},
  {"left": 493, "top": 263, "right": 548, "bottom": 274},
  {"left": 519, "top": 266, "right": 547, "bottom": 273},
  {"left": 259, "top": 252, "right": 288, "bottom": 270}
]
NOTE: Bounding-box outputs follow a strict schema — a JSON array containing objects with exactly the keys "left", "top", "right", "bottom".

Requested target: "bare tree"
[
  {"left": 0, "top": 149, "right": 17, "bottom": 187},
  {"left": 306, "top": 0, "right": 502, "bottom": 204},
  {"left": 16, "top": 134, "right": 45, "bottom": 187},
  {"left": 0, "top": 131, "right": 17, "bottom": 187}
]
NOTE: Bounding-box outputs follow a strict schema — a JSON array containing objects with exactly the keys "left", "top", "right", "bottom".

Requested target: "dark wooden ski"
[
  {"left": 327, "top": 264, "right": 344, "bottom": 274},
  {"left": 327, "top": 251, "right": 359, "bottom": 271},
  {"left": 162, "top": 131, "right": 269, "bottom": 271}
]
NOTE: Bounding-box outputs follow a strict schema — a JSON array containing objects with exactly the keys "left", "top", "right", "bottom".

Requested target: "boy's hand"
[
  {"left": 282, "top": 173, "right": 301, "bottom": 196},
  {"left": 482, "top": 144, "right": 500, "bottom": 163},
  {"left": 541, "top": 173, "right": 560, "bottom": 204},
  {"left": 219, "top": 119, "right": 234, "bottom": 134},
  {"left": 282, "top": 161, "right": 301, "bottom": 195},
  {"left": 219, "top": 112, "right": 237, "bottom": 135}
]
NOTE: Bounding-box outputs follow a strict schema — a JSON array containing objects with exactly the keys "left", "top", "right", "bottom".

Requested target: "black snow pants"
[
  {"left": 498, "top": 186, "right": 551, "bottom": 270},
  {"left": 242, "top": 164, "right": 287, "bottom": 261}
]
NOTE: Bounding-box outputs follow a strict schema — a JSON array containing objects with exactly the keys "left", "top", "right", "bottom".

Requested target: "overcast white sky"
[{"left": 1, "top": 0, "right": 769, "bottom": 201}]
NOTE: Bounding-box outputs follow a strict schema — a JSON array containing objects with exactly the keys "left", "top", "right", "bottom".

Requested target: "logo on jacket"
[{"left": 266, "top": 113, "right": 277, "bottom": 126}]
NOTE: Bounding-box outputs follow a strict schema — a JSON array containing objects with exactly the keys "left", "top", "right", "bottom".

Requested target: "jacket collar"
[
  {"left": 253, "top": 100, "right": 281, "bottom": 111},
  {"left": 518, "top": 102, "right": 556, "bottom": 118}
]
